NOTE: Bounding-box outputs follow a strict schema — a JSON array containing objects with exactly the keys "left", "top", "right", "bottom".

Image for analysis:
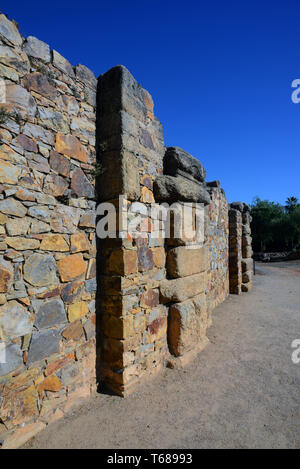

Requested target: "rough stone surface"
[
  {"left": 0, "top": 343, "right": 23, "bottom": 376},
  {"left": 153, "top": 175, "right": 211, "bottom": 204},
  {"left": 23, "top": 36, "right": 51, "bottom": 62},
  {"left": 167, "top": 247, "right": 208, "bottom": 278},
  {"left": 34, "top": 298, "right": 66, "bottom": 330},
  {"left": 24, "top": 253, "right": 58, "bottom": 287},
  {"left": 164, "top": 147, "right": 206, "bottom": 182},
  {"left": 0, "top": 300, "right": 33, "bottom": 339},
  {"left": 27, "top": 328, "right": 61, "bottom": 365},
  {"left": 160, "top": 273, "right": 207, "bottom": 303}
]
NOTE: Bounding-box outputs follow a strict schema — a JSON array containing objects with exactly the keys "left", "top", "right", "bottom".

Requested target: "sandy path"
[{"left": 24, "top": 261, "right": 300, "bottom": 449}]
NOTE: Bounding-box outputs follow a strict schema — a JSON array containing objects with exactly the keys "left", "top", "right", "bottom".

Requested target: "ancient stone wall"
[
  {"left": 0, "top": 13, "right": 253, "bottom": 448},
  {"left": 0, "top": 14, "right": 97, "bottom": 448}
]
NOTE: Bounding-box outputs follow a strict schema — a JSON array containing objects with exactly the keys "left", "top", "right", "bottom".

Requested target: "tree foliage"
[{"left": 251, "top": 196, "right": 300, "bottom": 252}]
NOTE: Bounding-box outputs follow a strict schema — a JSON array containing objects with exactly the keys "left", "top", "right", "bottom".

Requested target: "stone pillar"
[
  {"left": 154, "top": 147, "right": 211, "bottom": 363},
  {"left": 241, "top": 204, "right": 253, "bottom": 292},
  {"left": 228, "top": 203, "right": 243, "bottom": 294},
  {"left": 97, "top": 66, "right": 166, "bottom": 396}
]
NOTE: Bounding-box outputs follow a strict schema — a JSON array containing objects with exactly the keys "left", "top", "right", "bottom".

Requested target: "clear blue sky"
[{"left": 2, "top": 0, "right": 300, "bottom": 204}]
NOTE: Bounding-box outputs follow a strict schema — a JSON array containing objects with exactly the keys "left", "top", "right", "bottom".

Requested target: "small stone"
[
  {"left": 0, "top": 299, "right": 33, "bottom": 339},
  {"left": 62, "top": 320, "right": 84, "bottom": 340},
  {"left": 0, "top": 14, "right": 22, "bottom": 46},
  {"left": 43, "top": 174, "right": 69, "bottom": 197},
  {"left": 6, "top": 217, "right": 31, "bottom": 236},
  {"left": 23, "top": 123, "right": 55, "bottom": 146},
  {"left": 5, "top": 237, "right": 40, "bottom": 250},
  {"left": 24, "top": 253, "right": 58, "bottom": 287},
  {"left": 67, "top": 302, "right": 89, "bottom": 322},
  {"left": 79, "top": 210, "right": 95, "bottom": 228},
  {"left": 0, "top": 45, "right": 29, "bottom": 73},
  {"left": 15, "top": 188, "right": 36, "bottom": 202},
  {"left": 55, "top": 132, "right": 88, "bottom": 163},
  {"left": 141, "top": 186, "right": 155, "bottom": 203},
  {"left": 34, "top": 298, "right": 66, "bottom": 330},
  {"left": 27, "top": 328, "right": 61, "bottom": 365},
  {"left": 24, "top": 72, "right": 57, "bottom": 100},
  {"left": 0, "top": 161, "right": 21, "bottom": 185},
  {"left": 49, "top": 150, "right": 70, "bottom": 177},
  {"left": 75, "top": 64, "right": 97, "bottom": 88},
  {"left": 23, "top": 36, "right": 51, "bottom": 62},
  {"left": 61, "top": 280, "right": 84, "bottom": 304},
  {"left": 37, "top": 375, "right": 62, "bottom": 395},
  {"left": 28, "top": 205, "right": 50, "bottom": 222},
  {"left": 71, "top": 167, "right": 94, "bottom": 198},
  {"left": 0, "top": 257, "right": 13, "bottom": 293},
  {"left": 5, "top": 84, "right": 36, "bottom": 118},
  {"left": 14, "top": 134, "right": 38, "bottom": 153},
  {"left": 40, "top": 234, "right": 69, "bottom": 252},
  {"left": 57, "top": 253, "right": 87, "bottom": 282},
  {"left": 70, "top": 232, "right": 90, "bottom": 252},
  {"left": 137, "top": 246, "right": 154, "bottom": 272},
  {"left": 52, "top": 50, "right": 75, "bottom": 77},
  {"left": 140, "top": 289, "right": 159, "bottom": 308},
  {"left": 29, "top": 219, "right": 51, "bottom": 234},
  {"left": 50, "top": 205, "right": 80, "bottom": 234},
  {"left": 38, "top": 107, "right": 69, "bottom": 133},
  {"left": 0, "top": 343, "right": 23, "bottom": 376}
]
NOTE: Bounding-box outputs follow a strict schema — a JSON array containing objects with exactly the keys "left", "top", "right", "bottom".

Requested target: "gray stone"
[
  {"left": 52, "top": 50, "right": 75, "bottom": 77},
  {"left": 34, "top": 298, "right": 67, "bottom": 330},
  {"left": 85, "top": 278, "right": 97, "bottom": 292},
  {"left": 164, "top": 147, "right": 206, "bottom": 183},
  {"left": 23, "top": 123, "right": 55, "bottom": 146},
  {"left": 28, "top": 205, "right": 51, "bottom": 222},
  {"left": 23, "top": 36, "right": 50, "bottom": 62},
  {"left": 38, "top": 107, "right": 69, "bottom": 133},
  {"left": 153, "top": 175, "right": 211, "bottom": 205},
  {"left": 5, "top": 84, "right": 36, "bottom": 118},
  {"left": 27, "top": 328, "right": 61, "bottom": 365},
  {"left": 24, "top": 253, "right": 58, "bottom": 287},
  {"left": 0, "top": 343, "right": 23, "bottom": 376},
  {"left": 50, "top": 205, "right": 81, "bottom": 234},
  {"left": 241, "top": 258, "right": 253, "bottom": 273},
  {"left": 0, "top": 198, "right": 27, "bottom": 217},
  {"left": 71, "top": 167, "right": 94, "bottom": 199},
  {"left": 0, "top": 45, "right": 30, "bottom": 73},
  {"left": 0, "top": 14, "right": 22, "bottom": 46},
  {"left": 0, "top": 300, "right": 33, "bottom": 339},
  {"left": 75, "top": 64, "right": 97, "bottom": 88}
]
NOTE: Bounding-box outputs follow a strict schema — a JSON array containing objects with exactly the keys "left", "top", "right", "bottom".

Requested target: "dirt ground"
[{"left": 24, "top": 261, "right": 300, "bottom": 449}]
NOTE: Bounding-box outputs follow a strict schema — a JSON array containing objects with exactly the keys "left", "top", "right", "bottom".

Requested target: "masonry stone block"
[
  {"left": 160, "top": 273, "right": 206, "bottom": 303},
  {"left": 167, "top": 246, "right": 208, "bottom": 278}
]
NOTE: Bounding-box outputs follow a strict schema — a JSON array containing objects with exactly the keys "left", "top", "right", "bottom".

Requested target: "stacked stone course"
[
  {"left": 0, "top": 13, "right": 253, "bottom": 448},
  {"left": 0, "top": 14, "right": 97, "bottom": 448}
]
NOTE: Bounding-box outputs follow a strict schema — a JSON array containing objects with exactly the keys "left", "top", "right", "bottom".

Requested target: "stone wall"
[
  {"left": 0, "top": 13, "right": 253, "bottom": 448},
  {"left": 0, "top": 14, "right": 97, "bottom": 448}
]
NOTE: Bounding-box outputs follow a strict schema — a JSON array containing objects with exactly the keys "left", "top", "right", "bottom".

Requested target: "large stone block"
[
  {"left": 0, "top": 14, "right": 22, "bottom": 46},
  {"left": 23, "top": 36, "right": 51, "bottom": 62},
  {"left": 159, "top": 272, "right": 206, "bottom": 303},
  {"left": 153, "top": 175, "right": 211, "bottom": 204},
  {"left": 98, "top": 150, "right": 140, "bottom": 201},
  {"left": 168, "top": 293, "right": 208, "bottom": 356},
  {"left": 164, "top": 147, "right": 206, "bottom": 182},
  {"left": 167, "top": 246, "right": 208, "bottom": 278}
]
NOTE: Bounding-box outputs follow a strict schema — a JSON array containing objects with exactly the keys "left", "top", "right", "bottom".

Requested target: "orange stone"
[
  {"left": 40, "top": 234, "right": 69, "bottom": 252},
  {"left": 55, "top": 132, "right": 88, "bottom": 163},
  {"left": 152, "top": 247, "right": 166, "bottom": 268},
  {"left": 67, "top": 301, "right": 89, "bottom": 322},
  {"left": 141, "top": 186, "right": 155, "bottom": 203},
  {"left": 45, "top": 353, "right": 75, "bottom": 376},
  {"left": 57, "top": 253, "right": 87, "bottom": 282},
  {"left": 37, "top": 374, "right": 62, "bottom": 396},
  {"left": 70, "top": 232, "right": 90, "bottom": 252}
]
